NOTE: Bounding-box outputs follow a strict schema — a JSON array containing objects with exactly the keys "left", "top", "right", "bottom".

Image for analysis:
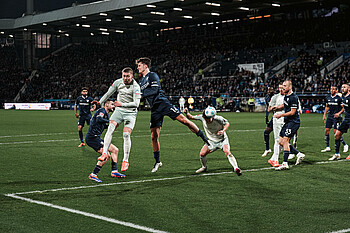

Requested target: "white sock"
[
  {"left": 123, "top": 132, "right": 131, "bottom": 162},
  {"left": 227, "top": 153, "right": 238, "bottom": 170},
  {"left": 271, "top": 139, "right": 282, "bottom": 162},
  {"left": 103, "top": 124, "right": 116, "bottom": 155},
  {"left": 200, "top": 156, "right": 207, "bottom": 168}
]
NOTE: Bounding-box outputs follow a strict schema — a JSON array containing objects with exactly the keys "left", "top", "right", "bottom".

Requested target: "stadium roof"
[{"left": 0, "top": 0, "right": 346, "bottom": 37}]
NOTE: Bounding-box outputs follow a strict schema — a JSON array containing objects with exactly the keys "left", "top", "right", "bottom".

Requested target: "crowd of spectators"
[{"left": 2, "top": 9, "right": 350, "bottom": 113}]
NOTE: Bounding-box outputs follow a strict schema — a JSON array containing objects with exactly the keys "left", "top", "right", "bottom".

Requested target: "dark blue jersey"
[
  {"left": 325, "top": 94, "right": 343, "bottom": 118},
  {"left": 342, "top": 94, "right": 350, "bottom": 119},
  {"left": 86, "top": 108, "right": 110, "bottom": 137},
  {"left": 265, "top": 93, "right": 273, "bottom": 117},
  {"left": 76, "top": 95, "right": 94, "bottom": 116},
  {"left": 283, "top": 92, "right": 300, "bottom": 124},
  {"left": 139, "top": 72, "right": 168, "bottom": 109}
]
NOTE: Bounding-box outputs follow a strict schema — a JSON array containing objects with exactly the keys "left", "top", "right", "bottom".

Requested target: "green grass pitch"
[{"left": 1, "top": 109, "right": 350, "bottom": 233}]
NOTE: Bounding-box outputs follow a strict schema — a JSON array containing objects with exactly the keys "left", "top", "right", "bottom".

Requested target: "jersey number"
[{"left": 285, "top": 129, "right": 292, "bottom": 136}]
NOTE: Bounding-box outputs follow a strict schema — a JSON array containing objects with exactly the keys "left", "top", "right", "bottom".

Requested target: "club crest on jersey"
[{"left": 100, "top": 112, "right": 104, "bottom": 117}]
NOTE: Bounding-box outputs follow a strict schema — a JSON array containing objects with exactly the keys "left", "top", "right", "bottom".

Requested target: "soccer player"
[
  {"left": 267, "top": 84, "right": 285, "bottom": 167},
  {"left": 97, "top": 67, "right": 141, "bottom": 172},
  {"left": 179, "top": 96, "right": 186, "bottom": 112},
  {"left": 321, "top": 86, "right": 348, "bottom": 154},
  {"left": 184, "top": 107, "right": 242, "bottom": 176},
  {"left": 74, "top": 87, "right": 96, "bottom": 147},
  {"left": 332, "top": 83, "right": 350, "bottom": 160},
  {"left": 262, "top": 87, "right": 275, "bottom": 157},
  {"left": 136, "top": 57, "right": 210, "bottom": 172},
  {"left": 87, "top": 100, "right": 125, "bottom": 183},
  {"left": 273, "top": 80, "right": 305, "bottom": 170}
]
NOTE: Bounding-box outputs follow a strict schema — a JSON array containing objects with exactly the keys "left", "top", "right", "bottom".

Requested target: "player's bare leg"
[
  {"left": 176, "top": 114, "right": 210, "bottom": 145},
  {"left": 151, "top": 127, "right": 162, "bottom": 172}
]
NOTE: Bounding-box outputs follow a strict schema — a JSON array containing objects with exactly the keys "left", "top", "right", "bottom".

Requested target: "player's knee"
[
  {"left": 123, "top": 132, "right": 130, "bottom": 139},
  {"left": 151, "top": 133, "right": 159, "bottom": 141},
  {"left": 264, "top": 129, "right": 271, "bottom": 134}
]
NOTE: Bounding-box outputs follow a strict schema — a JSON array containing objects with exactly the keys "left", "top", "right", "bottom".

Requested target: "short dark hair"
[
  {"left": 136, "top": 57, "right": 151, "bottom": 68},
  {"left": 82, "top": 87, "right": 89, "bottom": 91},
  {"left": 122, "top": 67, "right": 133, "bottom": 74}
]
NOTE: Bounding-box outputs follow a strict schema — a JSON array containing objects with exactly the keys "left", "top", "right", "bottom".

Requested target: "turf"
[{"left": 0, "top": 109, "right": 350, "bottom": 233}]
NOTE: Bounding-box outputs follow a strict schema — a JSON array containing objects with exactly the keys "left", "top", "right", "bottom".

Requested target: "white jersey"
[
  {"left": 269, "top": 93, "right": 285, "bottom": 115},
  {"left": 193, "top": 114, "right": 229, "bottom": 142},
  {"left": 99, "top": 78, "right": 141, "bottom": 113},
  {"left": 179, "top": 97, "right": 186, "bottom": 106}
]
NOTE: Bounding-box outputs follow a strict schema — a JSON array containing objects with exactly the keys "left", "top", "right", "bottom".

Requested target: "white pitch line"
[
  {"left": 330, "top": 228, "right": 350, "bottom": 233},
  {"left": 7, "top": 159, "right": 349, "bottom": 196},
  {"left": 5, "top": 194, "right": 168, "bottom": 233}
]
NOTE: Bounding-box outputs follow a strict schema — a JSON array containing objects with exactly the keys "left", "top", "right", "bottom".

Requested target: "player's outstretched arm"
[
  {"left": 183, "top": 108, "right": 195, "bottom": 120},
  {"left": 99, "top": 81, "right": 118, "bottom": 106}
]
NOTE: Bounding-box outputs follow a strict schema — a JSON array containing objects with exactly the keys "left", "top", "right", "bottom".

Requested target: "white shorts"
[
  {"left": 110, "top": 110, "right": 137, "bottom": 130},
  {"left": 273, "top": 117, "right": 284, "bottom": 141},
  {"left": 207, "top": 137, "right": 230, "bottom": 152}
]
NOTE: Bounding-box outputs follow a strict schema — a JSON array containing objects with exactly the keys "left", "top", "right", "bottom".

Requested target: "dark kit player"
[
  {"left": 321, "top": 86, "right": 348, "bottom": 155},
  {"left": 136, "top": 57, "right": 210, "bottom": 172},
  {"left": 74, "top": 87, "right": 96, "bottom": 147},
  {"left": 87, "top": 100, "right": 125, "bottom": 183}
]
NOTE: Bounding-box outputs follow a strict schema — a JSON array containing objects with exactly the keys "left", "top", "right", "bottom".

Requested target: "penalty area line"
[{"left": 5, "top": 193, "right": 168, "bottom": 233}]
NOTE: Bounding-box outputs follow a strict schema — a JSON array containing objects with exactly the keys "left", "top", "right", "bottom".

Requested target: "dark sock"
[
  {"left": 196, "top": 129, "right": 210, "bottom": 145},
  {"left": 325, "top": 134, "right": 330, "bottom": 147},
  {"left": 340, "top": 137, "right": 347, "bottom": 146},
  {"left": 79, "top": 131, "right": 84, "bottom": 143},
  {"left": 264, "top": 130, "right": 271, "bottom": 150},
  {"left": 289, "top": 144, "right": 300, "bottom": 155},
  {"left": 111, "top": 161, "right": 118, "bottom": 171},
  {"left": 154, "top": 151, "right": 160, "bottom": 163},
  {"left": 283, "top": 150, "right": 290, "bottom": 162},
  {"left": 92, "top": 165, "right": 102, "bottom": 175},
  {"left": 335, "top": 139, "right": 340, "bottom": 154}
]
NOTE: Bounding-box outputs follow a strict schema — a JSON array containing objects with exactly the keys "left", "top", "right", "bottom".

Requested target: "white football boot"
[
  {"left": 151, "top": 162, "right": 163, "bottom": 173},
  {"left": 343, "top": 145, "right": 349, "bottom": 153},
  {"left": 295, "top": 152, "right": 305, "bottom": 165},
  {"left": 321, "top": 147, "right": 331, "bottom": 152},
  {"left": 275, "top": 162, "right": 289, "bottom": 171},
  {"left": 196, "top": 167, "right": 207, "bottom": 173},
  {"left": 328, "top": 154, "right": 340, "bottom": 161},
  {"left": 261, "top": 149, "right": 272, "bottom": 157}
]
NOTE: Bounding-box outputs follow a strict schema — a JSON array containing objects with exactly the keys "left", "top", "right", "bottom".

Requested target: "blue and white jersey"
[
  {"left": 325, "top": 94, "right": 343, "bottom": 118},
  {"left": 139, "top": 72, "right": 168, "bottom": 109},
  {"left": 86, "top": 108, "right": 110, "bottom": 137},
  {"left": 76, "top": 95, "right": 94, "bottom": 116},
  {"left": 283, "top": 92, "right": 300, "bottom": 124},
  {"left": 342, "top": 94, "right": 350, "bottom": 119}
]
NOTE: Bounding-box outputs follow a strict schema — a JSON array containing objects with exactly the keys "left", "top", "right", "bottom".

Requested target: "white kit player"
[
  {"left": 267, "top": 84, "right": 285, "bottom": 167},
  {"left": 179, "top": 96, "right": 186, "bottom": 112},
  {"left": 184, "top": 106, "right": 242, "bottom": 176},
  {"left": 97, "top": 67, "right": 141, "bottom": 172}
]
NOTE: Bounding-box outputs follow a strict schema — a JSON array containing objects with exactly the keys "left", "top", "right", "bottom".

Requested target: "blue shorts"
[
  {"left": 280, "top": 121, "right": 300, "bottom": 138},
  {"left": 337, "top": 118, "right": 350, "bottom": 133},
  {"left": 78, "top": 114, "right": 91, "bottom": 127},
  {"left": 85, "top": 135, "right": 104, "bottom": 152},
  {"left": 325, "top": 117, "right": 342, "bottom": 129},
  {"left": 267, "top": 118, "right": 273, "bottom": 129},
  {"left": 150, "top": 100, "right": 181, "bottom": 128}
]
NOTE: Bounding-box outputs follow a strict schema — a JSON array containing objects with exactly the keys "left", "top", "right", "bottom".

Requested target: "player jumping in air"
[
  {"left": 184, "top": 107, "right": 242, "bottom": 176},
  {"left": 137, "top": 57, "right": 210, "bottom": 172},
  {"left": 74, "top": 87, "right": 96, "bottom": 147},
  {"left": 332, "top": 83, "right": 350, "bottom": 160},
  {"left": 273, "top": 80, "right": 305, "bottom": 170},
  {"left": 87, "top": 100, "right": 125, "bottom": 183},
  {"left": 321, "top": 86, "right": 348, "bottom": 155},
  {"left": 97, "top": 67, "right": 141, "bottom": 172}
]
